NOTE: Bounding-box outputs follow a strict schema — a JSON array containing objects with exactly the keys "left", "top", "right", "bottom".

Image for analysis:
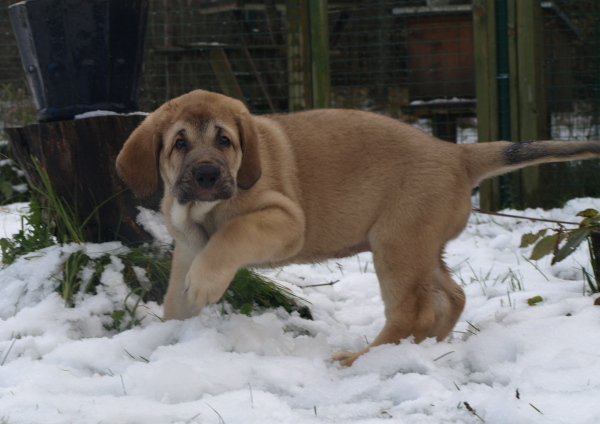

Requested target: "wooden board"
[{"left": 406, "top": 13, "right": 476, "bottom": 100}]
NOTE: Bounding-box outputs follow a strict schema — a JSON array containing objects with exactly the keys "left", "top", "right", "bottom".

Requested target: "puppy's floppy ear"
[
  {"left": 116, "top": 113, "right": 163, "bottom": 198},
  {"left": 236, "top": 110, "right": 262, "bottom": 190}
]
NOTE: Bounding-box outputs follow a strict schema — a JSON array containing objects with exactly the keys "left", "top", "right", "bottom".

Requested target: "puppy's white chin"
[
  {"left": 170, "top": 200, "right": 221, "bottom": 232},
  {"left": 189, "top": 200, "right": 220, "bottom": 223}
]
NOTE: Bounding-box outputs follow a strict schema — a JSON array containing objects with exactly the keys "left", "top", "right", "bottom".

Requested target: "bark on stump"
[{"left": 4, "top": 114, "right": 159, "bottom": 244}]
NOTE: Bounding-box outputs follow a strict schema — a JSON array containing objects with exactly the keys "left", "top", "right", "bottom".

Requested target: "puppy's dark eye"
[
  {"left": 219, "top": 135, "right": 231, "bottom": 147},
  {"left": 174, "top": 138, "right": 186, "bottom": 150}
]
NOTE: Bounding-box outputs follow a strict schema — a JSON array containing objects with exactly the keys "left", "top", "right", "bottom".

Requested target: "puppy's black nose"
[{"left": 194, "top": 165, "right": 220, "bottom": 188}]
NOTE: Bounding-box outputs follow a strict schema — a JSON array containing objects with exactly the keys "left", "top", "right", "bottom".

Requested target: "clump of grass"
[
  {"left": 498, "top": 268, "right": 525, "bottom": 291},
  {"left": 520, "top": 208, "right": 600, "bottom": 295},
  {"left": 28, "top": 159, "right": 88, "bottom": 244},
  {"left": 56, "top": 247, "right": 308, "bottom": 330},
  {"left": 582, "top": 266, "right": 600, "bottom": 294},
  {"left": 58, "top": 247, "right": 171, "bottom": 306},
  {"left": 60, "top": 249, "right": 93, "bottom": 307},
  {"left": 0, "top": 196, "right": 54, "bottom": 265},
  {"left": 0, "top": 159, "right": 86, "bottom": 265},
  {"left": 221, "top": 268, "right": 310, "bottom": 318},
  {"left": 0, "top": 141, "right": 28, "bottom": 205},
  {"left": 55, "top": 246, "right": 172, "bottom": 330}
]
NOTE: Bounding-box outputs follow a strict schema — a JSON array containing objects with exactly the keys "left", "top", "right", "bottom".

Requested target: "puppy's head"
[{"left": 116, "top": 90, "right": 261, "bottom": 203}]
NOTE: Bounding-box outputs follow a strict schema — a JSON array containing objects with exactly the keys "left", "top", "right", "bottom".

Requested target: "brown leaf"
[
  {"left": 520, "top": 229, "right": 547, "bottom": 248},
  {"left": 530, "top": 234, "right": 559, "bottom": 261}
]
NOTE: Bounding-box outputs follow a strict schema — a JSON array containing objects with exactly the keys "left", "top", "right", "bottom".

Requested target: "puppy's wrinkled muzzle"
[
  {"left": 194, "top": 165, "right": 220, "bottom": 188},
  {"left": 172, "top": 161, "right": 235, "bottom": 204}
]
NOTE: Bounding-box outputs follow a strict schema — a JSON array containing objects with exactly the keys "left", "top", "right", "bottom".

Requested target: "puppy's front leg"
[
  {"left": 185, "top": 194, "right": 304, "bottom": 309},
  {"left": 163, "top": 242, "right": 199, "bottom": 320}
]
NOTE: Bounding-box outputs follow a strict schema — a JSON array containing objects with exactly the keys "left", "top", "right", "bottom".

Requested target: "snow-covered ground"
[{"left": 1, "top": 198, "right": 600, "bottom": 424}]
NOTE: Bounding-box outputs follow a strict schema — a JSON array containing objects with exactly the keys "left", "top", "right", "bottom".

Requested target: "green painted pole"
[
  {"left": 309, "top": 0, "right": 330, "bottom": 109},
  {"left": 473, "top": 0, "right": 501, "bottom": 210}
]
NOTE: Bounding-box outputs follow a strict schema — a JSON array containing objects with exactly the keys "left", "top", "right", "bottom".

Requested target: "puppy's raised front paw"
[{"left": 184, "top": 259, "right": 235, "bottom": 309}]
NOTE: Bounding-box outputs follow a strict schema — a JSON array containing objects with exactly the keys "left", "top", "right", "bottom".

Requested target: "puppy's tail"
[{"left": 461, "top": 140, "right": 600, "bottom": 187}]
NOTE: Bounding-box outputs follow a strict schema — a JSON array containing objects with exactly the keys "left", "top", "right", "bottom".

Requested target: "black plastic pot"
[{"left": 9, "top": 0, "right": 148, "bottom": 122}]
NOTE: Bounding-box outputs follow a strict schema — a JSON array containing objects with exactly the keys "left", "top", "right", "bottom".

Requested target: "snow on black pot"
[{"left": 8, "top": 0, "right": 148, "bottom": 122}]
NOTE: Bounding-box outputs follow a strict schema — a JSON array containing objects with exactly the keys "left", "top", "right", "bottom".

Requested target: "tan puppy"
[{"left": 116, "top": 90, "right": 600, "bottom": 366}]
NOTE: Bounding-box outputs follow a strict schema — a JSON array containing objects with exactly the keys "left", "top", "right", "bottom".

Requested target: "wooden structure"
[
  {"left": 2, "top": 0, "right": 586, "bottom": 221},
  {"left": 393, "top": 4, "right": 475, "bottom": 142},
  {"left": 394, "top": 1, "right": 577, "bottom": 148},
  {"left": 4, "top": 115, "right": 158, "bottom": 244},
  {"left": 152, "top": 0, "right": 330, "bottom": 112},
  {"left": 473, "top": 0, "right": 580, "bottom": 210},
  {"left": 396, "top": 4, "right": 476, "bottom": 101},
  {"left": 402, "top": 99, "right": 476, "bottom": 143}
]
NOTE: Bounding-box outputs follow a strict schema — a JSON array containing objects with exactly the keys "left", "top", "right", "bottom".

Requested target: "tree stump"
[{"left": 4, "top": 114, "right": 160, "bottom": 244}]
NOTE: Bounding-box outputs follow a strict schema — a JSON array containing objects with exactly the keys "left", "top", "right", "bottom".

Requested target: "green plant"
[
  {"left": 59, "top": 249, "right": 92, "bottom": 307},
  {"left": 28, "top": 159, "right": 87, "bottom": 244},
  {"left": 0, "top": 160, "right": 87, "bottom": 265},
  {"left": 220, "top": 268, "right": 310, "bottom": 317},
  {"left": 0, "top": 158, "right": 123, "bottom": 264},
  {"left": 520, "top": 208, "right": 600, "bottom": 293},
  {"left": 0, "top": 142, "right": 28, "bottom": 205},
  {"left": 0, "top": 196, "right": 54, "bottom": 264},
  {"left": 54, "top": 247, "right": 171, "bottom": 330},
  {"left": 581, "top": 266, "right": 600, "bottom": 294}
]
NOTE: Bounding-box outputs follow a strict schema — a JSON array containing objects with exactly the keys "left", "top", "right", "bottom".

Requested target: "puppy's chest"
[{"left": 169, "top": 201, "right": 220, "bottom": 249}]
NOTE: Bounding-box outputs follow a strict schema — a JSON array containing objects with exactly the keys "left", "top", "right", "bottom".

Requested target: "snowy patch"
[
  {"left": 1, "top": 198, "right": 600, "bottom": 423},
  {"left": 74, "top": 110, "right": 149, "bottom": 120},
  {"left": 136, "top": 207, "right": 173, "bottom": 245}
]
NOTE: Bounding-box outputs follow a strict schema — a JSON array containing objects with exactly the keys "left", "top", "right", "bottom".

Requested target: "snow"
[
  {"left": 2, "top": 198, "right": 600, "bottom": 423},
  {"left": 74, "top": 111, "right": 148, "bottom": 120},
  {"left": 409, "top": 97, "right": 474, "bottom": 106},
  {"left": 0, "top": 202, "right": 28, "bottom": 241}
]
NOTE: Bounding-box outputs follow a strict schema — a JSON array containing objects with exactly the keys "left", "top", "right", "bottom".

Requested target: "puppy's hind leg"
[
  {"left": 428, "top": 255, "right": 465, "bottom": 340},
  {"left": 333, "top": 226, "right": 442, "bottom": 366}
]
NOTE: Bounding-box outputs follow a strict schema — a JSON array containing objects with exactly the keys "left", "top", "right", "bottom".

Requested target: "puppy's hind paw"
[{"left": 332, "top": 350, "right": 362, "bottom": 367}]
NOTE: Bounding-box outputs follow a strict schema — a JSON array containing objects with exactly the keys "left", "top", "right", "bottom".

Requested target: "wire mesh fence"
[
  {"left": 0, "top": 0, "right": 36, "bottom": 127},
  {"left": 142, "top": 1, "right": 294, "bottom": 114},
  {"left": 0, "top": 0, "right": 599, "bottom": 208},
  {"left": 535, "top": 0, "right": 600, "bottom": 207},
  {"left": 329, "top": 1, "right": 477, "bottom": 143}
]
